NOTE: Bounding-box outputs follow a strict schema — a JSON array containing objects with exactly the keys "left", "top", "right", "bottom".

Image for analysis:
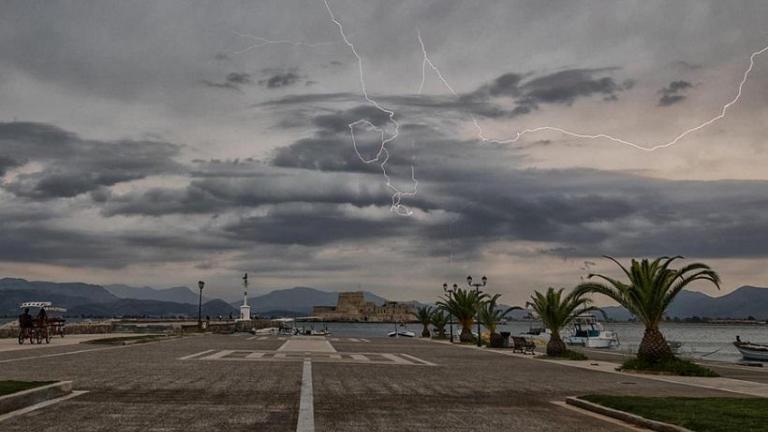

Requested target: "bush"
[{"left": 621, "top": 356, "right": 718, "bottom": 377}]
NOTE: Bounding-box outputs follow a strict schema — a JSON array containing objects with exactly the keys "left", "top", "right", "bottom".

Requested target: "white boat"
[
  {"left": 734, "top": 340, "right": 768, "bottom": 361},
  {"left": 565, "top": 315, "right": 619, "bottom": 349},
  {"left": 388, "top": 330, "right": 416, "bottom": 338}
]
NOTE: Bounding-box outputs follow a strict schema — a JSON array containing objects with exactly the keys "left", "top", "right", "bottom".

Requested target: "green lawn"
[
  {"left": 582, "top": 395, "right": 768, "bottom": 432},
  {"left": 0, "top": 381, "right": 54, "bottom": 396}
]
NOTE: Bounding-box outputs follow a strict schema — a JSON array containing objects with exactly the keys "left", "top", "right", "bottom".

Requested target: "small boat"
[
  {"left": 388, "top": 330, "right": 416, "bottom": 338},
  {"left": 565, "top": 314, "right": 619, "bottom": 349},
  {"left": 734, "top": 340, "right": 768, "bottom": 361}
]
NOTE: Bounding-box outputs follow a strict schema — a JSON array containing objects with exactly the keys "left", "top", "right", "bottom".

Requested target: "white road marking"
[
  {"left": 201, "top": 350, "right": 235, "bottom": 360},
  {"left": 246, "top": 352, "right": 266, "bottom": 359},
  {"left": 350, "top": 354, "right": 368, "bottom": 361},
  {"left": 0, "top": 391, "right": 88, "bottom": 423},
  {"left": 0, "top": 346, "right": 126, "bottom": 364},
  {"left": 246, "top": 336, "right": 258, "bottom": 340},
  {"left": 178, "top": 349, "right": 215, "bottom": 360},
  {"left": 359, "top": 338, "right": 370, "bottom": 343},
  {"left": 348, "top": 338, "right": 360, "bottom": 342},
  {"left": 296, "top": 359, "right": 315, "bottom": 432},
  {"left": 259, "top": 336, "right": 268, "bottom": 340},
  {"left": 278, "top": 339, "right": 336, "bottom": 353},
  {"left": 381, "top": 353, "right": 410, "bottom": 364}
]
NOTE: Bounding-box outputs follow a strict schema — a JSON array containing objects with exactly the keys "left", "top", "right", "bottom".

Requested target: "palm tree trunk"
[
  {"left": 459, "top": 325, "right": 473, "bottom": 343},
  {"left": 421, "top": 325, "right": 430, "bottom": 338},
  {"left": 546, "top": 331, "right": 566, "bottom": 356},
  {"left": 638, "top": 326, "right": 672, "bottom": 361}
]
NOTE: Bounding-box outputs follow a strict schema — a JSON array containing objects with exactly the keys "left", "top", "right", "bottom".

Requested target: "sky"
[{"left": 1, "top": 0, "right": 768, "bottom": 304}]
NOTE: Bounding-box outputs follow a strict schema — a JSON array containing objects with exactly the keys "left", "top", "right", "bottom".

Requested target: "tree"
[
  {"left": 577, "top": 256, "right": 720, "bottom": 362},
  {"left": 437, "top": 287, "right": 487, "bottom": 343},
  {"left": 478, "top": 294, "right": 521, "bottom": 347},
  {"left": 415, "top": 306, "right": 433, "bottom": 337},
  {"left": 430, "top": 309, "right": 448, "bottom": 339},
  {"left": 527, "top": 287, "right": 600, "bottom": 356}
]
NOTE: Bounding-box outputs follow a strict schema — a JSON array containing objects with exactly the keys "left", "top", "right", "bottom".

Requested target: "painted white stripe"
[
  {"left": 246, "top": 336, "right": 258, "bottom": 340},
  {"left": 201, "top": 350, "right": 234, "bottom": 360},
  {"left": 0, "top": 346, "right": 125, "bottom": 364},
  {"left": 399, "top": 353, "right": 437, "bottom": 366},
  {"left": 350, "top": 354, "right": 368, "bottom": 361},
  {"left": 329, "top": 354, "right": 342, "bottom": 360},
  {"left": 246, "top": 352, "right": 266, "bottom": 359},
  {"left": 359, "top": 338, "right": 370, "bottom": 343},
  {"left": 0, "top": 391, "right": 88, "bottom": 423},
  {"left": 348, "top": 338, "right": 360, "bottom": 342},
  {"left": 178, "top": 349, "right": 215, "bottom": 360},
  {"left": 259, "top": 336, "right": 268, "bottom": 340},
  {"left": 381, "top": 353, "right": 410, "bottom": 364},
  {"left": 274, "top": 353, "right": 287, "bottom": 358},
  {"left": 296, "top": 359, "right": 315, "bottom": 432},
  {"left": 330, "top": 338, "right": 340, "bottom": 341}
]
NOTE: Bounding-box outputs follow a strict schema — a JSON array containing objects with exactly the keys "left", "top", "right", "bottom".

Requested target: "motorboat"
[
  {"left": 388, "top": 330, "right": 416, "bottom": 338},
  {"left": 734, "top": 339, "right": 768, "bottom": 361},
  {"left": 565, "top": 315, "right": 619, "bottom": 348}
]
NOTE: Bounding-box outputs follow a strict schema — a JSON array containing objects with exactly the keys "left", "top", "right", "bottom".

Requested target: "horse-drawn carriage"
[{"left": 17, "top": 302, "right": 67, "bottom": 345}]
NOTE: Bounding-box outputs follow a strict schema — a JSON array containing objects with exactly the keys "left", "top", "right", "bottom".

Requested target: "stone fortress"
[{"left": 312, "top": 292, "right": 416, "bottom": 322}]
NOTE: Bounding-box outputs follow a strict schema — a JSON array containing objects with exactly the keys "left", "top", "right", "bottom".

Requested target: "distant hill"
[
  {"left": 234, "top": 287, "right": 395, "bottom": 315},
  {"left": 68, "top": 299, "right": 237, "bottom": 318},
  {"left": 0, "top": 278, "right": 117, "bottom": 304},
  {"left": 105, "top": 284, "right": 207, "bottom": 304},
  {"left": 601, "top": 286, "right": 768, "bottom": 321}
]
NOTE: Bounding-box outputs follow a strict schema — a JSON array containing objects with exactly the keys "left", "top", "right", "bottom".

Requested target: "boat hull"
[
  {"left": 735, "top": 342, "right": 768, "bottom": 361},
  {"left": 388, "top": 331, "right": 415, "bottom": 338}
]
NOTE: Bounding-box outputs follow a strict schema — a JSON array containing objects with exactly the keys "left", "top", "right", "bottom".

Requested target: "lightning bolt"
[
  {"left": 323, "top": 0, "right": 417, "bottom": 216},
  {"left": 418, "top": 32, "right": 768, "bottom": 152},
  {"left": 230, "top": 32, "right": 336, "bottom": 55}
]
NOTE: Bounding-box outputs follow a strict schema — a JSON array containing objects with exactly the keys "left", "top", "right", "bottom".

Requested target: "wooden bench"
[{"left": 511, "top": 336, "right": 536, "bottom": 354}]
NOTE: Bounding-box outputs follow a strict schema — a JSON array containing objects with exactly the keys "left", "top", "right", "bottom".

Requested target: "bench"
[{"left": 511, "top": 336, "right": 536, "bottom": 354}]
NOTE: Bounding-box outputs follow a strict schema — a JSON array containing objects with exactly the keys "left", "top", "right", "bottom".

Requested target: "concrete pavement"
[{"left": 0, "top": 334, "right": 750, "bottom": 431}]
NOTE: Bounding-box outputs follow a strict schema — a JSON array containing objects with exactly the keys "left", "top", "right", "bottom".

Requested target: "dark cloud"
[
  {"left": 259, "top": 72, "right": 301, "bottom": 89},
  {"left": 658, "top": 80, "right": 693, "bottom": 106},
  {"left": 0, "top": 122, "right": 182, "bottom": 199},
  {"left": 203, "top": 72, "right": 252, "bottom": 92}
]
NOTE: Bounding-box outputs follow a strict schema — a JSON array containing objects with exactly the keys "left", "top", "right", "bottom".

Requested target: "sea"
[{"left": 317, "top": 321, "right": 768, "bottom": 364}]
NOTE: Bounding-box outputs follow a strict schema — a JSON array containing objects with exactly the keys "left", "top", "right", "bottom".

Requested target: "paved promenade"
[{"left": 0, "top": 334, "right": 754, "bottom": 431}]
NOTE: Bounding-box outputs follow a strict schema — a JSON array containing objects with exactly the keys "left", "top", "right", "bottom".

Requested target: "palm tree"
[
  {"left": 577, "top": 256, "right": 720, "bottom": 362},
  {"left": 430, "top": 309, "right": 448, "bottom": 339},
  {"left": 527, "top": 287, "right": 600, "bottom": 356},
  {"left": 478, "top": 294, "right": 521, "bottom": 347},
  {"left": 415, "top": 306, "right": 433, "bottom": 337},
  {"left": 437, "top": 287, "right": 487, "bottom": 343}
]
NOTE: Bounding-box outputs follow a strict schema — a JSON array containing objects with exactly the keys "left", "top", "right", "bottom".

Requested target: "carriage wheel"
[
  {"left": 45, "top": 330, "right": 51, "bottom": 344},
  {"left": 18, "top": 332, "right": 24, "bottom": 345},
  {"left": 35, "top": 330, "right": 42, "bottom": 344}
]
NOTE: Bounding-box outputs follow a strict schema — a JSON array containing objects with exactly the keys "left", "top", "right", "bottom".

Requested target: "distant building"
[{"left": 311, "top": 291, "right": 416, "bottom": 322}]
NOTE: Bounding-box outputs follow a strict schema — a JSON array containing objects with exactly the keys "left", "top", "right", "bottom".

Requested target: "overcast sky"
[{"left": 2, "top": 0, "right": 768, "bottom": 303}]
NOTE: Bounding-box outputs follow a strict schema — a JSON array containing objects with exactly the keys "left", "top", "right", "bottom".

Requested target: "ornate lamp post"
[
  {"left": 442, "top": 282, "right": 457, "bottom": 343},
  {"left": 467, "top": 275, "right": 487, "bottom": 347},
  {"left": 197, "top": 280, "right": 205, "bottom": 328}
]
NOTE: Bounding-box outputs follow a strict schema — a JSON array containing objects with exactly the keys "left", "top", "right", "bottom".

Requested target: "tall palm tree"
[
  {"left": 478, "top": 294, "right": 522, "bottom": 347},
  {"left": 437, "top": 287, "right": 487, "bottom": 343},
  {"left": 577, "top": 256, "right": 720, "bottom": 362},
  {"left": 527, "top": 287, "right": 600, "bottom": 356},
  {"left": 415, "top": 305, "right": 433, "bottom": 337},
  {"left": 430, "top": 309, "right": 448, "bottom": 339}
]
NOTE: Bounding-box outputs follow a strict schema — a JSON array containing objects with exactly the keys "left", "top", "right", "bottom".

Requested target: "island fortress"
[{"left": 311, "top": 291, "right": 416, "bottom": 322}]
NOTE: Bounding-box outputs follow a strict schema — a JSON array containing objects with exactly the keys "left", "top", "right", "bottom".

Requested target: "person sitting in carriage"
[
  {"left": 36, "top": 307, "right": 48, "bottom": 326},
  {"left": 18, "top": 308, "right": 33, "bottom": 329}
]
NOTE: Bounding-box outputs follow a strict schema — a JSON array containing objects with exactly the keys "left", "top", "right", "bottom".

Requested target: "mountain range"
[
  {"left": 4, "top": 276, "right": 768, "bottom": 320},
  {"left": 601, "top": 286, "right": 768, "bottom": 321}
]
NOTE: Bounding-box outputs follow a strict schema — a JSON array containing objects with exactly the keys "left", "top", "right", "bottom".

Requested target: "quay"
[{"left": 0, "top": 333, "right": 764, "bottom": 431}]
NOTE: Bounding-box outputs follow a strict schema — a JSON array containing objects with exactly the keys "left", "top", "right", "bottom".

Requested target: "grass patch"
[
  {"left": 539, "top": 350, "right": 588, "bottom": 360},
  {"left": 621, "top": 356, "right": 718, "bottom": 377},
  {"left": 582, "top": 395, "right": 768, "bottom": 432},
  {"left": 0, "top": 381, "right": 54, "bottom": 396},
  {"left": 85, "top": 334, "right": 167, "bottom": 345}
]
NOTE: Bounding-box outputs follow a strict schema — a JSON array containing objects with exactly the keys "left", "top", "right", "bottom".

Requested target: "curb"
[
  {"left": 565, "top": 397, "right": 693, "bottom": 432},
  {"left": 0, "top": 381, "right": 73, "bottom": 415}
]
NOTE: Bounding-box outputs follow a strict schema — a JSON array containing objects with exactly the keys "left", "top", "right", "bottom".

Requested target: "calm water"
[{"left": 319, "top": 321, "right": 768, "bottom": 363}]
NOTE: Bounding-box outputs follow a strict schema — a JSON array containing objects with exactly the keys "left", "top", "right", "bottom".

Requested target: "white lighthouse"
[{"left": 238, "top": 272, "right": 251, "bottom": 321}]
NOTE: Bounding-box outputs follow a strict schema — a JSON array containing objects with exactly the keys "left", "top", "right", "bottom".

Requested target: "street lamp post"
[
  {"left": 442, "top": 282, "right": 457, "bottom": 343},
  {"left": 467, "top": 275, "right": 487, "bottom": 347},
  {"left": 197, "top": 280, "right": 205, "bottom": 328}
]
